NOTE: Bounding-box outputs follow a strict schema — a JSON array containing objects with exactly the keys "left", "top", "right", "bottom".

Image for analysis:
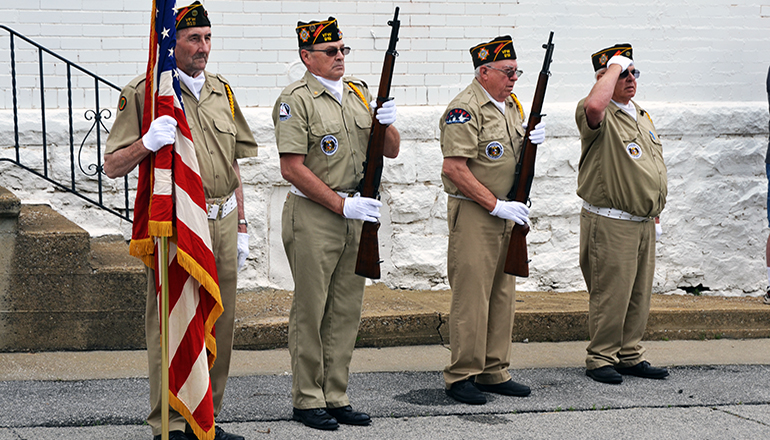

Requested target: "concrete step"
[
  {"left": 0, "top": 199, "right": 146, "bottom": 352},
  {"left": 232, "top": 286, "right": 770, "bottom": 350}
]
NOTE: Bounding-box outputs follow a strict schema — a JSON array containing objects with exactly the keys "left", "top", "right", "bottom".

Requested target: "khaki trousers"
[
  {"left": 579, "top": 208, "right": 655, "bottom": 370},
  {"left": 146, "top": 209, "right": 238, "bottom": 435},
  {"left": 443, "top": 197, "right": 516, "bottom": 388},
  {"left": 282, "top": 193, "right": 366, "bottom": 409}
]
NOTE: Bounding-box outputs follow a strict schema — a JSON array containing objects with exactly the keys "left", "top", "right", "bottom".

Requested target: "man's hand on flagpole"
[{"left": 142, "top": 115, "right": 177, "bottom": 152}]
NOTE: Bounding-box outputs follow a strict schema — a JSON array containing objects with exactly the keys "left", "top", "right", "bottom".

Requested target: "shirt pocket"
[
  {"left": 309, "top": 120, "right": 343, "bottom": 157},
  {"left": 355, "top": 113, "right": 372, "bottom": 130},
  {"left": 212, "top": 118, "right": 237, "bottom": 152},
  {"left": 477, "top": 124, "right": 508, "bottom": 162}
]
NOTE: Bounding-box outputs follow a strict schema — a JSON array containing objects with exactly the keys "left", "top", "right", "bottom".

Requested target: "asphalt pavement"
[{"left": 1, "top": 339, "right": 769, "bottom": 439}]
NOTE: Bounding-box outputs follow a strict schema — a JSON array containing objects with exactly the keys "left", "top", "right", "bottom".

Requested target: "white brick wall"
[{"left": 0, "top": 0, "right": 769, "bottom": 109}]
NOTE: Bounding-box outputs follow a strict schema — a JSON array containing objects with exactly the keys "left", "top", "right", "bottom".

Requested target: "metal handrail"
[{"left": 0, "top": 24, "right": 132, "bottom": 222}]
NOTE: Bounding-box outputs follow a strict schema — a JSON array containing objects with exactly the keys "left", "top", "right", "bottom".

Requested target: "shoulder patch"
[
  {"left": 278, "top": 102, "right": 292, "bottom": 121},
  {"left": 445, "top": 108, "right": 472, "bottom": 125},
  {"left": 118, "top": 96, "right": 127, "bottom": 111}
]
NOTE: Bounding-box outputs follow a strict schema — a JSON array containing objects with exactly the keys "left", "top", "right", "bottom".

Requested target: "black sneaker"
[
  {"left": 475, "top": 379, "right": 531, "bottom": 397},
  {"left": 586, "top": 366, "right": 623, "bottom": 384},
  {"left": 764, "top": 289, "right": 770, "bottom": 305},
  {"left": 615, "top": 361, "right": 669, "bottom": 379},
  {"left": 446, "top": 379, "right": 487, "bottom": 405}
]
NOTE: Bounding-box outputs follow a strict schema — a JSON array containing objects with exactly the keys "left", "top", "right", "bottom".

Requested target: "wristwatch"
[{"left": 238, "top": 219, "right": 248, "bottom": 227}]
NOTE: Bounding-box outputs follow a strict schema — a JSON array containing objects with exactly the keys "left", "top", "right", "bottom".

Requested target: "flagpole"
[{"left": 160, "top": 236, "right": 170, "bottom": 440}]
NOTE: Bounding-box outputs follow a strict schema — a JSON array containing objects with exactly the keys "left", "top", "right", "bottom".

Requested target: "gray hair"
[{"left": 474, "top": 65, "right": 484, "bottom": 80}]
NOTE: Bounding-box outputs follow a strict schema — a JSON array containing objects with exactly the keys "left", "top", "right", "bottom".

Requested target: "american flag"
[{"left": 129, "top": 1, "right": 222, "bottom": 439}]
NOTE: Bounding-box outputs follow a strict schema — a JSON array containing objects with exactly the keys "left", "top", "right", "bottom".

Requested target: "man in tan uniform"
[
  {"left": 273, "top": 17, "right": 400, "bottom": 430},
  {"left": 440, "top": 36, "right": 545, "bottom": 405},
  {"left": 103, "top": 3, "right": 257, "bottom": 439},
  {"left": 576, "top": 43, "right": 668, "bottom": 385}
]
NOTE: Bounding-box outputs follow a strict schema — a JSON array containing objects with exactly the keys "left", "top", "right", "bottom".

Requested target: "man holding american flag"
[{"left": 104, "top": 2, "right": 257, "bottom": 439}]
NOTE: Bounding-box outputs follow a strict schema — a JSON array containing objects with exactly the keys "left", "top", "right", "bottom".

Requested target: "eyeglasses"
[
  {"left": 305, "top": 46, "right": 351, "bottom": 57},
  {"left": 619, "top": 68, "right": 640, "bottom": 79},
  {"left": 486, "top": 66, "right": 523, "bottom": 80}
]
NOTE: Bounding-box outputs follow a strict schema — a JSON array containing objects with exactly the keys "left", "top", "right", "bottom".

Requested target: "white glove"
[
  {"left": 529, "top": 121, "right": 546, "bottom": 145},
  {"left": 655, "top": 222, "right": 663, "bottom": 241},
  {"left": 142, "top": 115, "right": 177, "bottom": 152},
  {"left": 607, "top": 55, "right": 633, "bottom": 74},
  {"left": 373, "top": 99, "right": 397, "bottom": 126},
  {"left": 343, "top": 194, "right": 382, "bottom": 223},
  {"left": 490, "top": 199, "right": 530, "bottom": 225},
  {"left": 237, "top": 232, "right": 249, "bottom": 271}
]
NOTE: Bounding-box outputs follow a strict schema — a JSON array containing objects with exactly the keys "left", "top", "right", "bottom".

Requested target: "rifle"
[
  {"left": 354, "top": 7, "right": 401, "bottom": 279},
  {"left": 503, "top": 31, "right": 555, "bottom": 277}
]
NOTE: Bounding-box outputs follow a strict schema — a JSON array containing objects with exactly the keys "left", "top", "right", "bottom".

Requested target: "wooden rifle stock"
[
  {"left": 503, "top": 31, "right": 555, "bottom": 277},
  {"left": 354, "top": 7, "right": 400, "bottom": 279}
]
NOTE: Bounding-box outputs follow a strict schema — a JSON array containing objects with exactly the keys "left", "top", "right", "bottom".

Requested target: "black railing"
[{"left": 0, "top": 25, "right": 132, "bottom": 222}]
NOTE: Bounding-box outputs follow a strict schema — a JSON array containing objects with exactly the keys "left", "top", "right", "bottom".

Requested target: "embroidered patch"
[
  {"left": 445, "top": 108, "right": 471, "bottom": 125},
  {"left": 485, "top": 141, "right": 504, "bottom": 160},
  {"left": 599, "top": 53, "right": 608, "bottom": 67},
  {"left": 299, "top": 28, "right": 310, "bottom": 43},
  {"left": 279, "top": 102, "right": 292, "bottom": 121},
  {"left": 118, "top": 96, "right": 127, "bottom": 111},
  {"left": 478, "top": 48, "right": 489, "bottom": 61},
  {"left": 321, "top": 135, "right": 339, "bottom": 156},
  {"left": 626, "top": 142, "right": 642, "bottom": 159}
]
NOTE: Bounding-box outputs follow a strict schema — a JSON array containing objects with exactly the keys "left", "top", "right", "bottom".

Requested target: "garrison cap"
[
  {"left": 296, "top": 17, "right": 343, "bottom": 48},
  {"left": 591, "top": 43, "right": 633, "bottom": 72},
  {"left": 175, "top": 1, "right": 211, "bottom": 30},
  {"left": 470, "top": 36, "right": 516, "bottom": 69}
]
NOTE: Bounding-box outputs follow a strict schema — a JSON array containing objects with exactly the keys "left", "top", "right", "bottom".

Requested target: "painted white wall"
[
  {"left": 0, "top": 0, "right": 768, "bottom": 107},
  {"left": 0, "top": 1, "right": 768, "bottom": 296}
]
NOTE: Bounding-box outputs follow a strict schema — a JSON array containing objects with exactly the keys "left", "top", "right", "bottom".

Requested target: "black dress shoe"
[
  {"left": 153, "top": 431, "right": 189, "bottom": 440},
  {"left": 292, "top": 407, "right": 339, "bottom": 430},
  {"left": 183, "top": 426, "right": 245, "bottom": 440},
  {"left": 446, "top": 379, "right": 487, "bottom": 405},
  {"left": 615, "top": 361, "right": 669, "bottom": 379},
  {"left": 475, "top": 379, "right": 531, "bottom": 397},
  {"left": 327, "top": 405, "right": 372, "bottom": 426},
  {"left": 586, "top": 366, "right": 623, "bottom": 384},
  {"left": 213, "top": 426, "right": 245, "bottom": 440}
]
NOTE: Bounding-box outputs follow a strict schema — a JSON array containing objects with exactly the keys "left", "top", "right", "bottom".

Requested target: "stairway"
[{"left": 0, "top": 186, "right": 146, "bottom": 352}]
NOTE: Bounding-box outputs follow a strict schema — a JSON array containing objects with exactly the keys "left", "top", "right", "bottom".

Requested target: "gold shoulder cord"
[
  {"left": 346, "top": 82, "right": 370, "bottom": 112},
  {"left": 224, "top": 84, "right": 235, "bottom": 120},
  {"left": 510, "top": 92, "right": 524, "bottom": 121}
]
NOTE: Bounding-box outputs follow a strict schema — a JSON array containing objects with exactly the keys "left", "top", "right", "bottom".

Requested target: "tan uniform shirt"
[
  {"left": 575, "top": 98, "right": 667, "bottom": 218},
  {"left": 105, "top": 71, "right": 258, "bottom": 199},
  {"left": 272, "top": 71, "right": 372, "bottom": 191},
  {"left": 440, "top": 79, "right": 525, "bottom": 199}
]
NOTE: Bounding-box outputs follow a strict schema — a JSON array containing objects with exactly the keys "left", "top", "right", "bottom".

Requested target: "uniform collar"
[
  {"left": 609, "top": 99, "right": 640, "bottom": 121},
  {"left": 178, "top": 71, "right": 221, "bottom": 103},
  {"left": 304, "top": 70, "right": 343, "bottom": 102},
  {"left": 472, "top": 78, "right": 514, "bottom": 113}
]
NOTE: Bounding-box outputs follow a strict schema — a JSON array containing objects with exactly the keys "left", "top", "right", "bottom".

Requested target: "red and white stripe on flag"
[{"left": 128, "top": 1, "right": 223, "bottom": 440}]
